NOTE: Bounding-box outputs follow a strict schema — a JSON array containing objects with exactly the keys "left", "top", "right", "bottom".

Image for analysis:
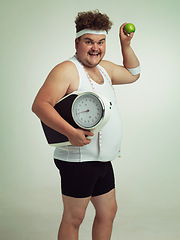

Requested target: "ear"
[{"left": 75, "top": 38, "right": 79, "bottom": 50}]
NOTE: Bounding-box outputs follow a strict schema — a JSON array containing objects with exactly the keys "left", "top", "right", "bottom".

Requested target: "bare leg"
[
  {"left": 58, "top": 194, "right": 91, "bottom": 240},
  {"left": 91, "top": 189, "right": 117, "bottom": 240}
]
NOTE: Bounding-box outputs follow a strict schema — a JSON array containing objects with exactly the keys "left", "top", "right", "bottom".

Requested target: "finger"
[
  {"left": 129, "top": 32, "right": 134, "bottom": 38},
  {"left": 120, "top": 22, "right": 127, "bottom": 30},
  {"left": 80, "top": 138, "right": 91, "bottom": 146},
  {"left": 84, "top": 131, "right": 94, "bottom": 136},
  {"left": 85, "top": 139, "right": 91, "bottom": 145},
  {"left": 120, "top": 22, "right": 127, "bottom": 33}
]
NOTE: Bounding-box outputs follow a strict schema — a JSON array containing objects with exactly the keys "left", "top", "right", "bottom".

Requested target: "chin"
[
  {"left": 86, "top": 57, "right": 103, "bottom": 67},
  {"left": 90, "top": 62, "right": 101, "bottom": 68}
]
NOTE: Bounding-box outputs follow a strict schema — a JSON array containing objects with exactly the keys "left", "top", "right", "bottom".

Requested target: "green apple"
[{"left": 123, "top": 23, "right": 135, "bottom": 35}]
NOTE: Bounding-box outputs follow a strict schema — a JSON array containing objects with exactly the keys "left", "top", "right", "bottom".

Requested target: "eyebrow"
[{"left": 84, "top": 37, "right": 106, "bottom": 42}]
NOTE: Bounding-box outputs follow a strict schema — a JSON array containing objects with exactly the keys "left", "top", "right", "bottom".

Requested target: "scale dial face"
[{"left": 72, "top": 93, "right": 104, "bottom": 129}]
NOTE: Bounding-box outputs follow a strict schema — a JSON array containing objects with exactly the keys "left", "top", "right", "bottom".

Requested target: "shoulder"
[
  {"left": 49, "top": 60, "right": 78, "bottom": 79},
  {"left": 39, "top": 60, "right": 79, "bottom": 104},
  {"left": 46, "top": 60, "right": 79, "bottom": 89}
]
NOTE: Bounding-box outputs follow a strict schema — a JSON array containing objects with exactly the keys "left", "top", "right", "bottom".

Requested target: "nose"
[{"left": 91, "top": 43, "right": 99, "bottom": 51}]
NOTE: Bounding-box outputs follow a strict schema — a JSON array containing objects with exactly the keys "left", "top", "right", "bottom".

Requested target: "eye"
[
  {"left": 98, "top": 40, "right": 105, "bottom": 45},
  {"left": 85, "top": 41, "right": 93, "bottom": 45}
]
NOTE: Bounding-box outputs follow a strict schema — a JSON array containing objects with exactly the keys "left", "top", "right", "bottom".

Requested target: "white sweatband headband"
[
  {"left": 76, "top": 29, "right": 107, "bottom": 38},
  {"left": 127, "top": 65, "right": 141, "bottom": 75}
]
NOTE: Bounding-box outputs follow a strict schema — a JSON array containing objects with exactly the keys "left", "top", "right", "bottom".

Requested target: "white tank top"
[{"left": 54, "top": 56, "right": 122, "bottom": 162}]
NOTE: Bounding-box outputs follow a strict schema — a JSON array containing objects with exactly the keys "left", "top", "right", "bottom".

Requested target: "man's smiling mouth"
[{"left": 88, "top": 52, "right": 100, "bottom": 56}]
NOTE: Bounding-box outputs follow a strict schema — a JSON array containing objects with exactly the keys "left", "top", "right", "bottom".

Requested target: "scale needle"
[{"left": 78, "top": 110, "right": 90, "bottom": 114}]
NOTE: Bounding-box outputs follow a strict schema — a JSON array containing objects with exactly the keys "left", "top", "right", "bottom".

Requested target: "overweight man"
[{"left": 32, "top": 10, "right": 140, "bottom": 240}]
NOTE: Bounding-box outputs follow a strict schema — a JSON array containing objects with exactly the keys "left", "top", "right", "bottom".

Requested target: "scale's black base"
[{"left": 41, "top": 93, "right": 81, "bottom": 146}]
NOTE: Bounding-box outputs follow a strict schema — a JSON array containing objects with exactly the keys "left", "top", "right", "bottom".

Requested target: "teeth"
[{"left": 89, "top": 53, "right": 99, "bottom": 56}]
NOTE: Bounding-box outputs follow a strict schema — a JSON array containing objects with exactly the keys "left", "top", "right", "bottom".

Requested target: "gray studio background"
[{"left": 1, "top": 0, "right": 180, "bottom": 239}]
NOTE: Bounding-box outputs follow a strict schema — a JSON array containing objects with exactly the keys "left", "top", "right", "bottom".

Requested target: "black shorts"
[{"left": 54, "top": 159, "right": 115, "bottom": 198}]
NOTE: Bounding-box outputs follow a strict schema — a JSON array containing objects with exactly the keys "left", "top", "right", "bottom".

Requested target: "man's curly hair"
[{"left": 75, "top": 10, "right": 113, "bottom": 33}]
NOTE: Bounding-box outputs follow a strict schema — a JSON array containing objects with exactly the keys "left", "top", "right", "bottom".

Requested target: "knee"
[
  {"left": 63, "top": 210, "right": 85, "bottom": 229},
  {"left": 96, "top": 203, "right": 117, "bottom": 223},
  {"left": 71, "top": 213, "right": 85, "bottom": 229}
]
